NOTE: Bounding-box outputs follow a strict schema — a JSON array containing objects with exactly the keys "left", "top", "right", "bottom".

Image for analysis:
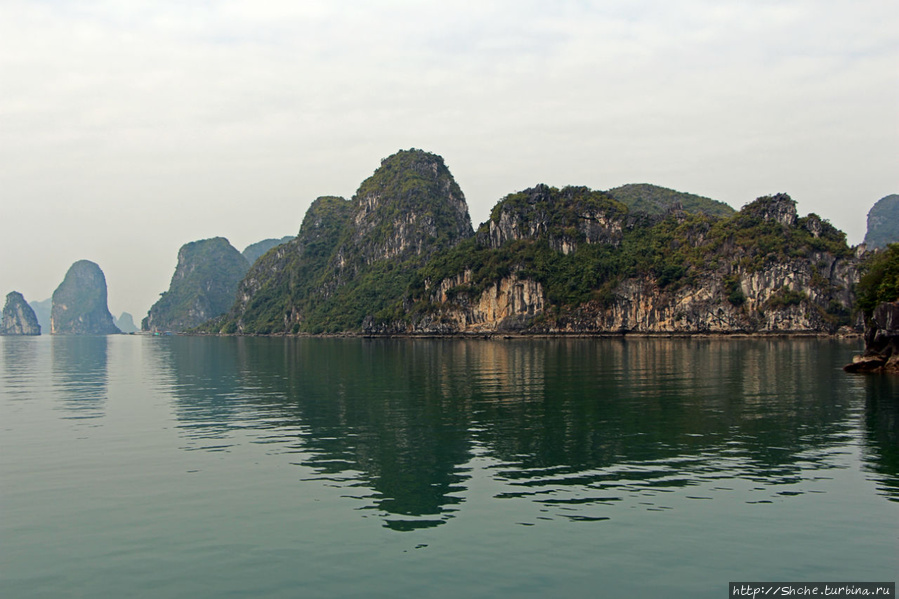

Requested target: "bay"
[{"left": 1, "top": 336, "right": 896, "bottom": 598}]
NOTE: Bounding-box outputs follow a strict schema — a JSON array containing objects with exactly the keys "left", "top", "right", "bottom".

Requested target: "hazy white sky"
[{"left": 1, "top": 0, "right": 897, "bottom": 319}]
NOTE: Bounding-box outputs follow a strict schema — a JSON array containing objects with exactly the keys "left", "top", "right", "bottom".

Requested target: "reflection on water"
[
  {"left": 2, "top": 337, "right": 43, "bottom": 400},
  {"left": 148, "top": 336, "right": 897, "bottom": 530},
  {"left": 149, "top": 336, "right": 249, "bottom": 448},
  {"left": 51, "top": 336, "right": 108, "bottom": 420},
  {"left": 862, "top": 375, "right": 899, "bottom": 502}
]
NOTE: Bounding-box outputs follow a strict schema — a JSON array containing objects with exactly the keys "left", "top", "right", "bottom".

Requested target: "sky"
[{"left": 1, "top": 0, "right": 897, "bottom": 320}]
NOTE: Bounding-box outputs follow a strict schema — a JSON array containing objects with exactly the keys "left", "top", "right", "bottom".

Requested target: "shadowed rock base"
[{"left": 845, "top": 301, "right": 899, "bottom": 373}]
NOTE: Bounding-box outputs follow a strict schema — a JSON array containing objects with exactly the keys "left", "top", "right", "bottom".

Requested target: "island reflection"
[
  {"left": 151, "top": 336, "right": 894, "bottom": 529},
  {"left": 52, "top": 336, "right": 108, "bottom": 420},
  {"left": 862, "top": 375, "right": 899, "bottom": 502}
]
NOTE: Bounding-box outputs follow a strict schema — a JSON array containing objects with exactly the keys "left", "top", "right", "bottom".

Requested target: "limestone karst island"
[{"left": 3, "top": 149, "right": 899, "bottom": 369}]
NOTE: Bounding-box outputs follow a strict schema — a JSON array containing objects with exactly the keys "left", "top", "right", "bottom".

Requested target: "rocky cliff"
[
  {"left": 1, "top": 291, "right": 41, "bottom": 335},
  {"left": 371, "top": 192, "right": 860, "bottom": 335},
  {"left": 211, "top": 149, "right": 474, "bottom": 334},
  {"left": 143, "top": 237, "right": 250, "bottom": 332},
  {"left": 51, "top": 260, "right": 120, "bottom": 335},
  {"left": 864, "top": 194, "right": 899, "bottom": 250}
]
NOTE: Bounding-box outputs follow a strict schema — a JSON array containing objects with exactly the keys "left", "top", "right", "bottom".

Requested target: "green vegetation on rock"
[
  {"left": 856, "top": 244, "right": 899, "bottom": 318},
  {"left": 211, "top": 149, "right": 474, "bottom": 334},
  {"left": 189, "top": 149, "right": 860, "bottom": 336},
  {"left": 215, "top": 196, "right": 354, "bottom": 334},
  {"left": 405, "top": 191, "right": 850, "bottom": 318},
  {"left": 412, "top": 185, "right": 631, "bottom": 308}
]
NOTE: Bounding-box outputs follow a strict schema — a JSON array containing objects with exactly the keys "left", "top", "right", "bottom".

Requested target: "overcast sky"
[{"left": 1, "top": 0, "right": 897, "bottom": 319}]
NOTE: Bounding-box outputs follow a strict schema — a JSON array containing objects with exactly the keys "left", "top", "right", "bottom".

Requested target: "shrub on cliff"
[{"left": 856, "top": 244, "right": 899, "bottom": 318}]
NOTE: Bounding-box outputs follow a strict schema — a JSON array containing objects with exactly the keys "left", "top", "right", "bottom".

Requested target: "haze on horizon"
[{"left": 1, "top": 0, "right": 896, "bottom": 320}]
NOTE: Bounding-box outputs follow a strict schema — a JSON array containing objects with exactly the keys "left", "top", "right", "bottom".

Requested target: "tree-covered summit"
[{"left": 210, "top": 149, "right": 474, "bottom": 334}]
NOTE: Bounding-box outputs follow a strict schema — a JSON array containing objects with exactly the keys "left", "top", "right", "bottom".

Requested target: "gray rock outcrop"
[{"left": 1, "top": 291, "right": 41, "bottom": 335}]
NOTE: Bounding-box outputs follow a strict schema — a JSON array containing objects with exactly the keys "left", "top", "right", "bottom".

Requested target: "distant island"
[
  {"left": 114, "top": 312, "right": 140, "bottom": 333},
  {"left": 142, "top": 237, "right": 250, "bottom": 333},
  {"left": 242, "top": 237, "right": 294, "bottom": 266},
  {"left": 864, "top": 194, "right": 899, "bottom": 250},
  {"left": 1, "top": 291, "right": 41, "bottom": 336},
  {"left": 51, "top": 260, "right": 120, "bottom": 335}
]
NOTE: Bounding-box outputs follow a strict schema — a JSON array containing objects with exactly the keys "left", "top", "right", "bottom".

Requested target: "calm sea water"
[{"left": 1, "top": 336, "right": 896, "bottom": 598}]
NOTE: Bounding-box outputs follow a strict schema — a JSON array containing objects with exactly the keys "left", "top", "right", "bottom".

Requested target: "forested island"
[{"left": 189, "top": 149, "right": 874, "bottom": 337}]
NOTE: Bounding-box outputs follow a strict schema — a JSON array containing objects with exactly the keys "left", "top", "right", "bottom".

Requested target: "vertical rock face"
[
  {"left": 51, "top": 261, "right": 120, "bottom": 335},
  {"left": 1, "top": 291, "right": 41, "bottom": 335},
  {"left": 143, "top": 237, "right": 250, "bottom": 332},
  {"left": 400, "top": 270, "right": 546, "bottom": 334}
]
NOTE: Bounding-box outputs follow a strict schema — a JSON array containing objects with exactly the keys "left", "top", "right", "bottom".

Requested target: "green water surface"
[{"left": 1, "top": 336, "right": 896, "bottom": 598}]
